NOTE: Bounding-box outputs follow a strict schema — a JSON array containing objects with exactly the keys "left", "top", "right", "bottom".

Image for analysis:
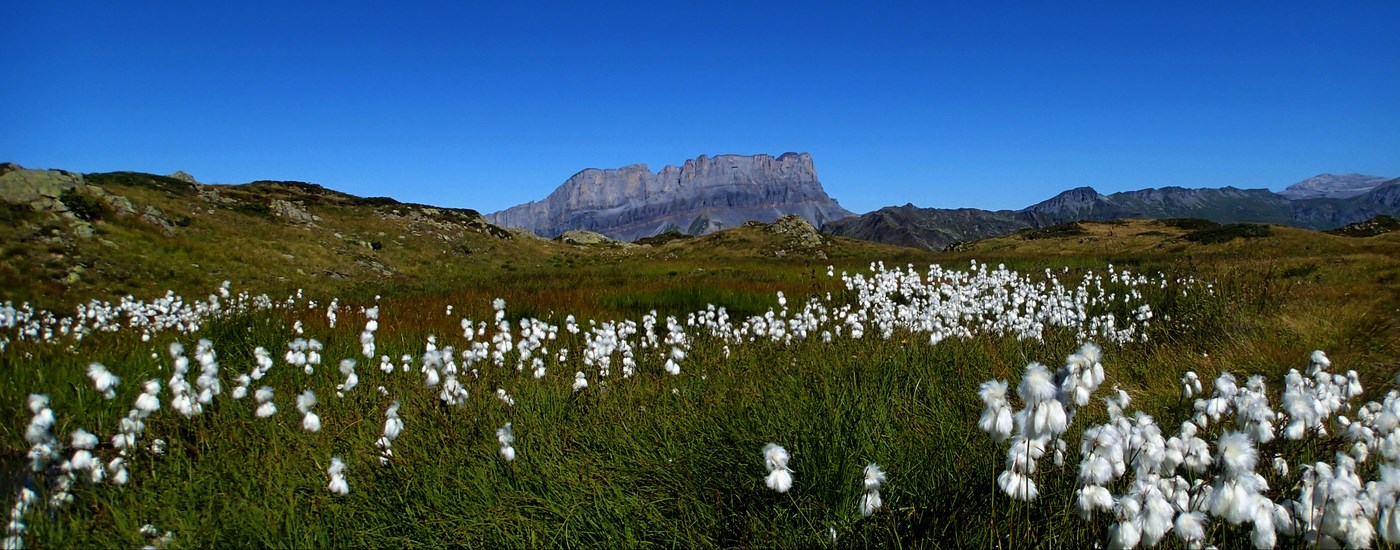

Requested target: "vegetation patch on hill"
[
  {"left": 1181, "top": 223, "right": 1273, "bottom": 244},
  {"left": 1019, "top": 221, "right": 1088, "bottom": 240},
  {"left": 1328, "top": 214, "right": 1400, "bottom": 237}
]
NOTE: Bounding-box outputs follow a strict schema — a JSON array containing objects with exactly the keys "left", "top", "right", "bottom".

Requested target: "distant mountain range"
[
  {"left": 1279, "top": 173, "right": 1392, "bottom": 200},
  {"left": 823, "top": 174, "right": 1400, "bottom": 250},
  {"left": 487, "top": 153, "right": 853, "bottom": 241}
]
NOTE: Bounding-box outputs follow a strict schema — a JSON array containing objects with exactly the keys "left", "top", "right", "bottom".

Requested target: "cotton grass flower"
[
  {"left": 1217, "top": 431, "right": 1257, "bottom": 478},
  {"left": 376, "top": 401, "right": 404, "bottom": 465},
  {"left": 231, "top": 374, "right": 251, "bottom": 400},
  {"left": 254, "top": 386, "right": 277, "bottom": 418},
  {"left": 859, "top": 463, "right": 886, "bottom": 516},
  {"left": 135, "top": 379, "right": 161, "bottom": 416},
  {"left": 107, "top": 457, "right": 128, "bottom": 486},
  {"left": 361, "top": 306, "right": 379, "bottom": 359},
  {"left": 762, "top": 443, "right": 794, "bottom": 493},
  {"left": 497, "top": 423, "right": 517, "bottom": 462},
  {"left": 70, "top": 429, "right": 98, "bottom": 450},
  {"left": 997, "top": 470, "right": 1038, "bottom": 501},
  {"left": 1182, "top": 371, "right": 1202, "bottom": 399},
  {"left": 1173, "top": 511, "right": 1207, "bottom": 546},
  {"left": 86, "top": 363, "right": 120, "bottom": 399},
  {"left": 977, "top": 380, "right": 1013, "bottom": 443},
  {"left": 336, "top": 359, "right": 358, "bottom": 397},
  {"left": 383, "top": 401, "right": 404, "bottom": 440},
  {"left": 327, "top": 456, "right": 349, "bottom": 496},
  {"left": 296, "top": 389, "right": 320, "bottom": 432},
  {"left": 1076, "top": 484, "right": 1114, "bottom": 519}
]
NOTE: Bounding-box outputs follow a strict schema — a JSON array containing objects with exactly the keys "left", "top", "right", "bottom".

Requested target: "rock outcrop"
[
  {"left": 168, "top": 170, "right": 199, "bottom": 185},
  {"left": 488, "top": 153, "right": 853, "bottom": 241},
  {"left": 557, "top": 230, "right": 626, "bottom": 246},
  {"left": 270, "top": 198, "right": 320, "bottom": 224},
  {"left": 0, "top": 165, "right": 85, "bottom": 209}
]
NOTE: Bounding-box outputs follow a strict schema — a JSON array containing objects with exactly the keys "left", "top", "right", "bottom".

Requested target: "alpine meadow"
[{"left": 2, "top": 168, "right": 1399, "bottom": 548}]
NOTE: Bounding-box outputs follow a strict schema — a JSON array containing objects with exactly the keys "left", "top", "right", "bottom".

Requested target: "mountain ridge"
[
  {"left": 825, "top": 175, "right": 1399, "bottom": 250},
  {"left": 487, "top": 153, "right": 853, "bottom": 241}
]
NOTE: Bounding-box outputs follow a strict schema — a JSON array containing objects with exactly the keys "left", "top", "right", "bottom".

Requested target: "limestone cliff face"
[{"left": 487, "top": 153, "right": 853, "bottom": 241}]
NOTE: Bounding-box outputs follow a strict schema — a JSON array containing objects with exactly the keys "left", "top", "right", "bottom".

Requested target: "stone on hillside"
[
  {"left": 140, "top": 205, "right": 177, "bottom": 237},
  {"left": 0, "top": 167, "right": 86, "bottom": 210},
  {"left": 86, "top": 186, "right": 139, "bottom": 217},
  {"left": 271, "top": 199, "right": 320, "bottom": 224},
  {"left": 168, "top": 171, "right": 199, "bottom": 184},
  {"left": 557, "top": 230, "right": 620, "bottom": 246},
  {"left": 765, "top": 215, "right": 827, "bottom": 260}
]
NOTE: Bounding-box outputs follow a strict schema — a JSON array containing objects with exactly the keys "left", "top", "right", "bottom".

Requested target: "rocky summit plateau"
[{"left": 487, "top": 152, "right": 854, "bottom": 241}]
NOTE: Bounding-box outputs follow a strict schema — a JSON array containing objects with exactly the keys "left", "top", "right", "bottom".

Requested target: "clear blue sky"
[{"left": 3, "top": 2, "right": 1397, "bottom": 213}]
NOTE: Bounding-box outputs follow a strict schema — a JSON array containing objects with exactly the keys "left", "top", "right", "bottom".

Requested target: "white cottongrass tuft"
[
  {"left": 86, "top": 363, "right": 120, "bottom": 399},
  {"left": 762, "top": 443, "right": 794, "bottom": 493},
  {"left": 1182, "top": 371, "right": 1202, "bottom": 399},
  {"left": 859, "top": 463, "right": 886, "bottom": 516},
  {"left": 327, "top": 456, "right": 349, "bottom": 495},
  {"left": 977, "top": 380, "right": 1013, "bottom": 443},
  {"left": 336, "top": 359, "right": 358, "bottom": 397},
  {"left": 997, "top": 469, "right": 1038, "bottom": 501},
  {"left": 1217, "top": 431, "right": 1257, "bottom": 478},
  {"left": 135, "top": 379, "right": 161, "bottom": 416},
  {"left": 1173, "top": 510, "right": 1207, "bottom": 546},
  {"left": 383, "top": 401, "right": 404, "bottom": 440},
  {"left": 497, "top": 422, "right": 516, "bottom": 462},
  {"left": 1017, "top": 362, "right": 1057, "bottom": 405},
  {"left": 297, "top": 389, "right": 320, "bottom": 432},
  {"left": 377, "top": 401, "right": 404, "bottom": 465},
  {"left": 70, "top": 429, "right": 99, "bottom": 450},
  {"left": 254, "top": 386, "right": 276, "bottom": 418},
  {"left": 1075, "top": 485, "right": 1114, "bottom": 519}
]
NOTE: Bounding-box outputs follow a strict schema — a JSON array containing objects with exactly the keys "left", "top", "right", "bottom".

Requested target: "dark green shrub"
[
  {"left": 233, "top": 202, "right": 272, "bottom": 218},
  {"left": 635, "top": 230, "right": 694, "bottom": 246},
  {"left": 1327, "top": 215, "right": 1400, "bottom": 237},
  {"left": 1022, "top": 222, "right": 1087, "bottom": 240},
  {"left": 1182, "top": 223, "right": 1272, "bottom": 244},
  {"left": 59, "top": 188, "right": 105, "bottom": 221},
  {"left": 1160, "top": 218, "right": 1220, "bottom": 231},
  {"left": 351, "top": 196, "right": 400, "bottom": 207},
  {"left": 1281, "top": 263, "right": 1320, "bottom": 279},
  {"left": 84, "top": 172, "right": 193, "bottom": 195}
]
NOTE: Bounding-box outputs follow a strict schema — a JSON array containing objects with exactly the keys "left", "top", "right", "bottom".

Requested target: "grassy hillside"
[{"left": 0, "top": 171, "right": 921, "bottom": 314}]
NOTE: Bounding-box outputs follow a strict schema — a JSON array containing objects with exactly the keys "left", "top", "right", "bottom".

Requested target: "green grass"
[{"left": 7, "top": 249, "right": 1393, "bottom": 547}]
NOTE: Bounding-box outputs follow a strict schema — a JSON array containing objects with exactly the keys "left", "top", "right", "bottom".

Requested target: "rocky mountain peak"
[
  {"left": 488, "top": 153, "right": 852, "bottom": 241},
  {"left": 1024, "top": 186, "right": 1103, "bottom": 214}
]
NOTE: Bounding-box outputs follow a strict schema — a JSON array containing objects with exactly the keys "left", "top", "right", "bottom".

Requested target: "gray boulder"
[
  {"left": 0, "top": 165, "right": 85, "bottom": 210},
  {"left": 271, "top": 199, "right": 320, "bottom": 224}
]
